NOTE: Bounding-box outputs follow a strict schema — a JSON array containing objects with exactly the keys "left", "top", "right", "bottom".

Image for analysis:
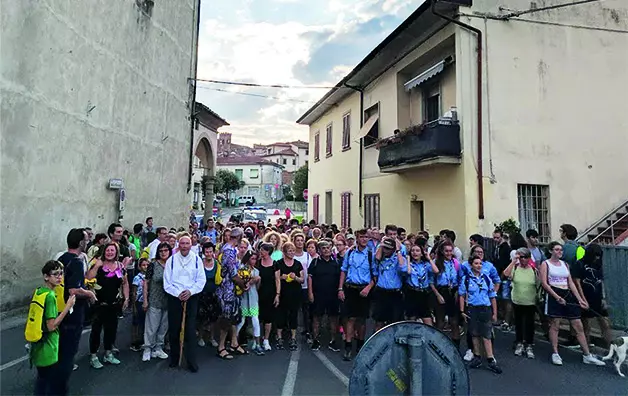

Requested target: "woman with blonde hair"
[{"left": 263, "top": 231, "right": 283, "bottom": 261}]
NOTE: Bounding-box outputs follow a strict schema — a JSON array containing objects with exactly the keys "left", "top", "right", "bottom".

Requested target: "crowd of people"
[{"left": 28, "top": 214, "right": 613, "bottom": 394}]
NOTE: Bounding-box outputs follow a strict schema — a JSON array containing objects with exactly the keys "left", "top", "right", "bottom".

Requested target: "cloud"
[{"left": 196, "top": 0, "right": 418, "bottom": 146}]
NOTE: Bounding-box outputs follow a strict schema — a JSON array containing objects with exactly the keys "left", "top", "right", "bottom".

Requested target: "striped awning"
[{"left": 404, "top": 60, "right": 446, "bottom": 92}]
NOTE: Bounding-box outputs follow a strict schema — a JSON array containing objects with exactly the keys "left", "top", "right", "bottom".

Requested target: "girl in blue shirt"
[
  {"left": 404, "top": 245, "right": 439, "bottom": 325},
  {"left": 430, "top": 241, "right": 462, "bottom": 346}
]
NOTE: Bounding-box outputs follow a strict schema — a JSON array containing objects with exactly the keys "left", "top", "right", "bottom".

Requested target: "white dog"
[{"left": 602, "top": 336, "right": 627, "bottom": 377}]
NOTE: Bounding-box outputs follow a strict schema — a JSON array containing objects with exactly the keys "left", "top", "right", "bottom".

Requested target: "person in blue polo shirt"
[
  {"left": 459, "top": 255, "right": 502, "bottom": 374},
  {"left": 372, "top": 237, "right": 406, "bottom": 331},
  {"left": 459, "top": 244, "right": 501, "bottom": 361},
  {"left": 338, "top": 229, "right": 374, "bottom": 361},
  {"left": 403, "top": 245, "right": 439, "bottom": 325}
]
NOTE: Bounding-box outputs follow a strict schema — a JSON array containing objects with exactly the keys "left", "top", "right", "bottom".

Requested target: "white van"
[{"left": 237, "top": 195, "right": 256, "bottom": 206}]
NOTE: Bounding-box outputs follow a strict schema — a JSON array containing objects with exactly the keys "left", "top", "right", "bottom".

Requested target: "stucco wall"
[
  {"left": 1, "top": 0, "right": 196, "bottom": 309},
  {"left": 218, "top": 164, "right": 283, "bottom": 203},
  {"left": 456, "top": 0, "right": 628, "bottom": 238},
  {"left": 307, "top": 92, "right": 362, "bottom": 226}
]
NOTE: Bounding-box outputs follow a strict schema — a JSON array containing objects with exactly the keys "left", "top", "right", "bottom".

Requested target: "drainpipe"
[
  {"left": 431, "top": 1, "right": 485, "bottom": 219},
  {"left": 187, "top": 0, "right": 202, "bottom": 193},
  {"left": 343, "top": 84, "right": 365, "bottom": 218}
]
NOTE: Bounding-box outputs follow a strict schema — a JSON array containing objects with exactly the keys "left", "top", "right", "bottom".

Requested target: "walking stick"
[{"left": 179, "top": 300, "right": 187, "bottom": 367}]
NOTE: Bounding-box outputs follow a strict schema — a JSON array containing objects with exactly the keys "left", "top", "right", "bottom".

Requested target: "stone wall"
[{"left": 0, "top": 0, "right": 197, "bottom": 309}]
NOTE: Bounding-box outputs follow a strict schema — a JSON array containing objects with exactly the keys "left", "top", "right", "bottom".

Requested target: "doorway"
[
  {"left": 410, "top": 200, "right": 425, "bottom": 232},
  {"left": 325, "top": 191, "right": 332, "bottom": 224}
]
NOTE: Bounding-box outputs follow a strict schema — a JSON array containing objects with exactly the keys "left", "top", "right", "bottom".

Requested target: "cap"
[
  {"left": 346, "top": 234, "right": 355, "bottom": 240},
  {"left": 381, "top": 237, "right": 396, "bottom": 250}
]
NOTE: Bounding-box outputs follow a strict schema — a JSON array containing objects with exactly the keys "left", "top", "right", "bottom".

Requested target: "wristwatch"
[{"left": 337, "top": 288, "right": 344, "bottom": 292}]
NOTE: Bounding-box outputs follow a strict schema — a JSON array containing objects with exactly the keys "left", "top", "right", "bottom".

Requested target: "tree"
[
  {"left": 214, "top": 169, "right": 244, "bottom": 206},
  {"left": 292, "top": 164, "right": 308, "bottom": 202}
]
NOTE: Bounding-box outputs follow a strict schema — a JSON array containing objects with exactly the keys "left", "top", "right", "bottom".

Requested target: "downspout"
[
  {"left": 343, "top": 84, "right": 365, "bottom": 219},
  {"left": 187, "top": 0, "right": 202, "bottom": 193},
  {"left": 431, "top": 1, "right": 485, "bottom": 219}
]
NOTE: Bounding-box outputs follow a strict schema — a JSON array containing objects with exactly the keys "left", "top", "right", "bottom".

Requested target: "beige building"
[
  {"left": 298, "top": 0, "right": 628, "bottom": 242},
  {"left": 217, "top": 157, "right": 284, "bottom": 204}
]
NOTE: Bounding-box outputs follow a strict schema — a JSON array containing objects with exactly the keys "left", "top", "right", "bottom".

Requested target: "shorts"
[
  {"left": 432, "top": 286, "right": 458, "bottom": 318},
  {"left": 312, "top": 296, "right": 340, "bottom": 317},
  {"left": 499, "top": 280, "right": 512, "bottom": 300},
  {"left": 132, "top": 301, "right": 145, "bottom": 326},
  {"left": 403, "top": 286, "right": 432, "bottom": 319},
  {"left": 342, "top": 284, "right": 371, "bottom": 319},
  {"left": 372, "top": 288, "right": 403, "bottom": 324},
  {"left": 545, "top": 287, "right": 580, "bottom": 319},
  {"left": 468, "top": 306, "right": 492, "bottom": 339}
]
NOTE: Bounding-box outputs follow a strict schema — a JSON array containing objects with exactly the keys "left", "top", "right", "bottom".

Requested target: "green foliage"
[
  {"left": 495, "top": 218, "right": 521, "bottom": 236},
  {"left": 214, "top": 170, "right": 244, "bottom": 206},
  {"left": 292, "top": 164, "right": 308, "bottom": 202}
]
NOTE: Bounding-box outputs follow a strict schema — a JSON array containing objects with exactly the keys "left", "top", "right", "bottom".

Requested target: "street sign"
[
  {"left": 108, "top": 178, "right": 124, "bottom": 189},
  {"left": 303, "top": 189, "right": 308, "bottom": 200},
  {"left": 119, "top": 188, "right": 126, "bottom": 212}
]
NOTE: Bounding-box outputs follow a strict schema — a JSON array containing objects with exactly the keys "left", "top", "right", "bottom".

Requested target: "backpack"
[
  {"left": 25, "top": 288, "right": 53, "bottom": 343},
  {"left": 214, "top": 252, "right": 223, "bottom": 285},
  {"left": 53, "top": 283, "right": 66, "bottom": 313},
  {"left": 345, "top": 248, "right": 373, "bottom": 273},
  {"left": 463, "top": 273, "right": 491, "bottom": 295}
]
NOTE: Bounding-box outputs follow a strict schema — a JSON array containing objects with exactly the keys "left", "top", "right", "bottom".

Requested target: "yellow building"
[{"left": 297, "top": 0, "right": 628, "bottom": 243}]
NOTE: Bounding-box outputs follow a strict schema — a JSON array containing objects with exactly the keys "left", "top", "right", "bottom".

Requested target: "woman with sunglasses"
[
  {"left": 504, "top": 247, "right": 537, "bottom": 358},
  {"left": 540, "top": 242, "right": 604, "bottom": 366},
  {"left": 86, "top": 243, "right": 129, "bottom": 369}
]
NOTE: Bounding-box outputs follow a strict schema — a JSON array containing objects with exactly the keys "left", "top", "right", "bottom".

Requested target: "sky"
[{"left": 195, "top": 0, "right": 421, "bottom": 146}]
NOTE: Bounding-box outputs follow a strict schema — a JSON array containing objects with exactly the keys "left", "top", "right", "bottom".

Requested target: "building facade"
[
  {"left": 1, "top": 0, "right": 201, "bottom": 309},
  {"left": 217, "top": 157, "right": 284, "bottom": 204},
  {"left": 299, "top": 0, "right": 628, "bottom": 242}
]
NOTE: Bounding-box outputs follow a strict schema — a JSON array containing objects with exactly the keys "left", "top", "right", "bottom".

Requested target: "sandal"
[
  {"left": 216, "top": 348, "right": 233, "bottom": 360},
  {"left": 229, "top": 344, "right": 249, "bottom": 355}
]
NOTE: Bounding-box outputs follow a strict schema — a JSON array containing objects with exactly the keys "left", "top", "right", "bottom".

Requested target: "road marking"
[
  {"left": 313, "top": 350, "right": 350, "bottom": 387},
  {"left": 281, "top": 346, "right": 301, "bottom": 396},
  {"left": 0, "top": 328, "right": 91, "bottom": 372}
]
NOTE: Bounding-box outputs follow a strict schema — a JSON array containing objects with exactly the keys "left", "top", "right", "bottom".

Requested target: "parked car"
[{"left": 236, "top": 195, "right": 256, "bottom": 206}]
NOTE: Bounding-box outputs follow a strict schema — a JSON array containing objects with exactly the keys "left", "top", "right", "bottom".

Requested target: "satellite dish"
[{"left": 349, "top": 321, "right": 470, "bottom": 396}]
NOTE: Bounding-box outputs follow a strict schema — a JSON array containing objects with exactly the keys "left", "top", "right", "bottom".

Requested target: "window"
[
  {"left": 313, "top": 194, "right": 320, "bottom": 223},
  {"left": 326, "top": 123, "right": 333, "bottom": 157},
  {"left": 340, "top": 192, "right": 351, "bottom": 228},
  {"left": 292, "top": 159, "right": 296, "bottom": 165},
  {"left": 517, "top": 184, "right": 551, "bottom": 243},
  {"left": 314, "top": 132, "right": 320, "bottom": 161},
  {"left": 305, "top": 149, "right": 309, "bottom": 155},
  {"left": 267, "top": 148, "right": 272, "bottom": 155},
  {"left": 235, "top": 169, "right": 243, "bottom": 180},
  {"left": 282, "top": 158, "right": 287, "bottom": 165},
  {"left": 342, "top": 113, "right": 351, "bottom": 150},
  {"left": 364, "top": 194, "right": 380, "bottom": 228},
  {"left": 364, "top": 104, "right": 379, "bottom": 146},
  {"left": 423, "top": 83, "right": 440, "bottom": 123},
  {"left": 194, "top": 118, "right": 199, "bottom": 130},
  {"left": 250, "top": 169, "right": 259, "bottom": 178}
]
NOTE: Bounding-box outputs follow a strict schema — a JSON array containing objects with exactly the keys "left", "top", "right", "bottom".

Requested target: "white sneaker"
[
  {"left": 463, "top": 349, "right": 474, "bottom": 362},
  {"left": 103, "top": 352, "right": 121, "bottom": 365},
  {"left": 152, "top": 348, "right": 169, "bottom": 360},
  {"left": 210, "top": 339, "right": 219, "bottom": 348},
  {"left": 551, "top": 353, "right": 563, "bottom": 366},
  {"left": 198, "top": 339, "right": 206, "bottom": 347},
  {"left": 90, "top": 355, "right": 103, "bottom": 369},
  {"left": 142, "top": 349, "right": 151, "bottom": 362},
  {"left": 263, "top": 339, "right": 272, "bottom": 351},
  {"left": 514, "top": 343, "right": 524, "bottom": 356},
  {"left": 582, "top": 354, "right": 605, "bottom": 366}
]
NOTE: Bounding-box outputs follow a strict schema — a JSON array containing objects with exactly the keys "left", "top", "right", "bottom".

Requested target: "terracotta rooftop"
[
  {"left": 263, "top": 148, "right": 297, "bottom": 157},
  {"left": 217, "top": 156, "right": 282, "bottom": 167}
]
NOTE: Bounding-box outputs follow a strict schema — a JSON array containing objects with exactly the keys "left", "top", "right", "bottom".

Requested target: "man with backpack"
[
  {"left": 56, "top": 228, "right": 97, "bottom": 395},
  {"left": 337, "top": 229, "right": 374, "bottom": 361},
  {"left": 27, "top": 260, "right": 77, "bottom": 396}
]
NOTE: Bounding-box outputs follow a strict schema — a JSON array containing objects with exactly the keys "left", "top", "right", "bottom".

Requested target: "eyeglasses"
[{"left": 49, "top": 271, "right": 63, "bottom": 277}]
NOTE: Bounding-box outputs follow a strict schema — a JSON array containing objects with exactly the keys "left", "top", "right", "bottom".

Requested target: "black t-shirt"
[
  {"left": 95, "top": 265, "right": 125, "bottom": 305},
  {"left": 258, "top": 262, "right": 278, "bottom": 299},
  {"left": 58, "top": 252, "right": 86, "bottom": 324},
  {"left": 308, "top": 257, "right": 341, "bottom": 298},
  {"left": 276, "top": 259, "right": 304, "bottom": 299},
  {"left": 494, "top": 242, "right": 511, "bottom": 275},
  {"left": 118, "top": 242, "right": 130, "bottom": 261},
  {"left": 572, "top": 260, "right": 604, "bottom": 302}
]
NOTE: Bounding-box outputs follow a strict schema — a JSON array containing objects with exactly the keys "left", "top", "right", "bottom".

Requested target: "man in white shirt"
[
  {"left": 148, "top": 227, "right": 169, "bottom": 260},
  {"left": 163, "top": 236, "right": 205, "bottom": 372}
]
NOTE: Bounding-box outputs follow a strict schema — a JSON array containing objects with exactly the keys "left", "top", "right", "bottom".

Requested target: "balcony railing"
[{"left": 377, "top": 122, "right": 461, "bottom": 172}]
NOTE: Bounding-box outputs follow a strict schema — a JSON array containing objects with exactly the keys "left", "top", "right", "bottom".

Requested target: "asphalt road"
[{"left": 1, "top": 316, "right": 625, "bottom": 396}]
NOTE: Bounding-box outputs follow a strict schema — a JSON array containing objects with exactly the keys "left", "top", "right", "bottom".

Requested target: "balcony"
[{"left": 377, "top": 122, "right": 461, "bottom": 173}]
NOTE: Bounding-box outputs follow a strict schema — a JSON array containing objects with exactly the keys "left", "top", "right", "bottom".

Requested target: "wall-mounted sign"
[{"left": 108, "top": 178, "right": 124, "bottom": 189}]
